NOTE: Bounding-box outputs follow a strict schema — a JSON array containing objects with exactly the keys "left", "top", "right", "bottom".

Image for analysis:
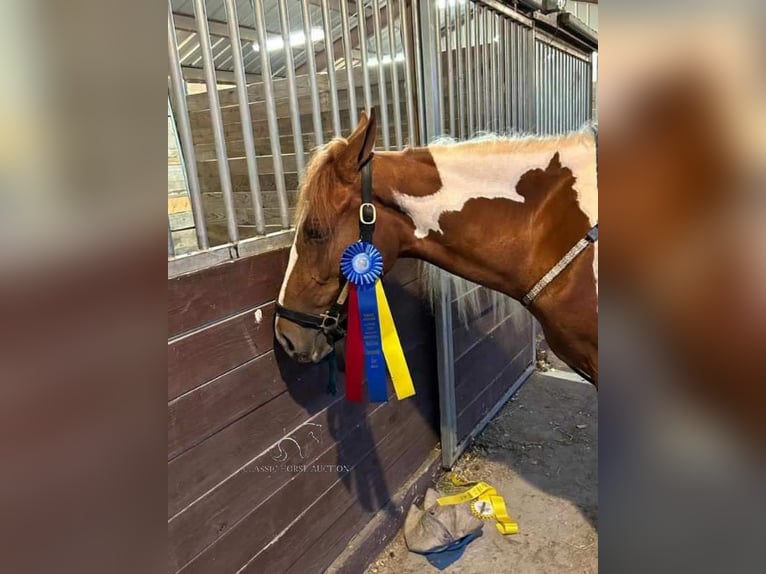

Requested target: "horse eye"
[{"left": 303, "top": 224, "right": 327, "bottom": 241}]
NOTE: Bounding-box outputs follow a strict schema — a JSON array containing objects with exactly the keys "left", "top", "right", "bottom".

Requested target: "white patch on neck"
[
  {"left": 277, "top": 231, "right": 299, "bottom": 305},
  {"left": 392, "top": 133, "right": 598, "bottom": 239}
]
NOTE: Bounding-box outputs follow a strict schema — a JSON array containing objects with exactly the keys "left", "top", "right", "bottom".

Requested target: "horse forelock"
[{"left": 296, "top": 138, "right": 349, "bottom": 228}]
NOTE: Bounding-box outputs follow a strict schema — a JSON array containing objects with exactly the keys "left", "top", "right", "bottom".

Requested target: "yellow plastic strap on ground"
[
  {"left": 375, "top": 281, "right": 415, "bottom": 400},
  {"left": 436, "top": 474, "right": 519, "bottom": 535}
]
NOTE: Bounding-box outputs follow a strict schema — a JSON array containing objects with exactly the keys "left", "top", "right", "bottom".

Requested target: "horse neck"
[{"left": 379, "top": 134, "right": 598, "bottom": 300}]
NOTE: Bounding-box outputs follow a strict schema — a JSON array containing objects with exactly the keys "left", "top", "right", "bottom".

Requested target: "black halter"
[{"left": 275, "top": 159, "right": 376, "bottom": 344}]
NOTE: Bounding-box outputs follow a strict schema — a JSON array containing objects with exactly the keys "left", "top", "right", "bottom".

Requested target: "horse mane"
[{"left": 295, "top": 138, "right": 348, "bottom": 228}]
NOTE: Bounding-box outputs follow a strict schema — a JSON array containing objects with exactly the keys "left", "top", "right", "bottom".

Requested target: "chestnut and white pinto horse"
[{"left": 275, "top": 111, "right": 598, "bottom": 384}]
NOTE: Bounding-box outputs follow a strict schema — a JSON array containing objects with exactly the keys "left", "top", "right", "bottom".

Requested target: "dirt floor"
[{"left": 365, "top": 371, "right": 598, "bottom": 574}]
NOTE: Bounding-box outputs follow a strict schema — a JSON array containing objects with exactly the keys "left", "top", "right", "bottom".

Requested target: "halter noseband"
[{"left": 275, "top": 158, "right": 375, "bottom": 344}]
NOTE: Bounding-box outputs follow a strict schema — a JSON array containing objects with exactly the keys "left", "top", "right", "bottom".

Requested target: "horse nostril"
[{"left": 281, "top": 332, "right": 296, "bottom": 352}]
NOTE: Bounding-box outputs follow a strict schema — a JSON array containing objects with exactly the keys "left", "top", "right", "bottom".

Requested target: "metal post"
[
  {"left": 526, "top": 26, "right": 534, "bottom": 132},
  {"left": 490, "top": 13, "right": 498, "bottom": 132},
  {"left": 252, "top": 0, "right": 290, "bottom": 228},
  {"left": 535, "top": 39, "right": 541, "bottom": 133},
  {"left": 387, "top": 0, "right": 403, "bottom": 148},
  {"left": 412, "top": 0, "right": 426, "bottom": 145},
  {"left": 418, "top": 0, "right": 453, "bottom": 468},
  {"left": 167, "top": 8, "right": 209, "bottom": 250},
  {"left": 433, "top": 0, "right": 445, "bottom": 135},
  {"left": 510, "top": 22, "right": 517, "bottom": 130},
  {"left": 168, "top": 216, "right": 175, "bottom": 257},
  {"left": 497, "top": 14, "right": 504, "bottom": 134},
  {"left": 320, "top": 0, "right": 342, "bottom": 137},
  {"left": 301, "top": 0, "right": 325, "bottom": 146},
  {"left": 504, "top": 19, "right": 511, "bottom": 131},
  {"left": 357, "top": 0, "right": 373, "bottom": 113},
  {"left": 277, "top": 0, "right": 306, "bottom": 174},
  {"left": 473, "top": 4, "right": 481, "bottom": 130},
  {"left": 339, "top": 0, "right": 358, "bottom": 126},
  {"left": 224, "top": 0, "right": 266, "bottom": 236},
  {"left": 445, "top": 1, "right": 455, "bottom": 137},
  {"left": 483, "top": 9, "right": 490, "bottom": 131},
  {"left": 193, "top": 0, "right": 238, "bottom": 244},
  {"left": 455, "top": 0, "right": 465, "bottom": 139},
  {"left": 465, "top": 0, "right": 474, "bottom": 137},
  {"left": 399, "top": 0, "right": 417, "bottom": 146},
  {"left": 372, "top": 0, "right": 391, "bottom": 148}
]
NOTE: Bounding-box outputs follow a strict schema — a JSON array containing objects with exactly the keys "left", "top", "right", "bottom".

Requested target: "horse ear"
[{"left": 339, "top": 108, "right": 377, "bottom": 179}]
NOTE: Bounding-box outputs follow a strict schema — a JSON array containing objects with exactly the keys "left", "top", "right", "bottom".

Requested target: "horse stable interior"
[{"left": 167, "top": 0, "right": 597, "bottom": 572}]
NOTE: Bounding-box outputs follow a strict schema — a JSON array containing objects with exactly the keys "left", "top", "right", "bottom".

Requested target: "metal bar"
[
  {"left": 339, "top": 0, "right": 358, "bottom": 126},
  {"left": 465, "top": 0, "right": 474, "bottom": 136},
  {"left": 277, "top": 0, "right": 306, "bottom": 175},
  {"left": 510, "top": 22, "right": 517, "bottom": 130},
  {"left": 302, "top": 0, "right": 325, "bottom": 146},
  {"left": 483, "top": 9, "right": 490, "bottom": 131},
  {"left": 252, "top": 0, "right": 290, "bottom": 228},
  {"left": 399, "top": 0, "right": 417, "bottom": 146},
  {"left": 490, "top": 12, "right": 500, "bottom": 132},
  {"left": 192, "top": 0, "right": 238, "bottom": 244},
  {"left": 504, "top": 19, "right": 511, "bottom": 131},
  {"left": 167, "top": 15, "right": 209, "bottom": 250},
  {"left": 436, "top": 272, "right": 457, "bottom": 469},
  {"left": 535, "top": 39, "right": 540, "bottom": 133},
  {"left": 473, "top": 3, "right": 481, "bottom": 131},
  {"left": 357, "top": 0, "right": 373, "bottom": 113},
  {"left": 527, "top": 26, "right": 534, "bottom": 132},
  {"left": 433, "top": 0, "right": 445, "bottom": 135},
  {"left": 387, "top": 0, "right": 403, "bottom": 148},
  {"left": 412, "top": 0, "right": 426, "bottom": 145},
  {"left": 455, "top": 0, "right": 465, "bottom": 139},
  {"left": 372, "top": 0, "right": 391, "bottom": 148},
  {"left": 419, "top": 0, "right": 442, "bottom": 138},
  {"left": 497, "top": 14, "right": 504, "bottom": 133},
  {"left": 320, "top": 0, "right": 342, "bottom": 137},
  {"left": 168, "top": 217, "right": 175, "bottom": 257},
  {"left": 224, "top": 0, "right": 266, "bottom": 236},
  {"left": 445, "top": 0, "right": 455, "bottom": 136}
]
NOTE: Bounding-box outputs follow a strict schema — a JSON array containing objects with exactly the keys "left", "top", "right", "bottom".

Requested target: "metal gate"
[{"left": 415, "top": 0, "right": 595, "bottom": 468}]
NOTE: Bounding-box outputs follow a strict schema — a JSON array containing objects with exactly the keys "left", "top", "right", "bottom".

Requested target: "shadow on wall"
[{"left": 273, "top": 275, "right": 441, "bottom": 519}]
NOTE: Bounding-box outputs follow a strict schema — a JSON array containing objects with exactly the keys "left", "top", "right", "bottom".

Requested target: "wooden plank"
[
  {"left": 168, "top": 248, "right": 288, "bottom": 337},
  {"left": 198, "top": 172, "right": 301, "bottom": 193},
  {"left": 168, "top": 195, "right": 191, "bottom": 215},
  {"left": 258, "top": 412, "right": 439, "bottom": 574},
  {"left": 453, "top": 313, "right": 530, "bottom": 406},
  {"left": 167, "top": 290, "right": 433, "bottom": 516},
  {"left": 456, "top": 345, "right": 531, "bottom": 440},
  {"left": 167, "top": 301, "right": 275, "bottom": 400},
  {"left": 167, "top": 355, "right": 331, "bottom": 520},
  {"left": 175, "top": 353, "right": 438, "bottom": 574},
  {"left": 169, "top": 349, "right": 284, "bottom": 460},
  {"left": 169, "top": 211, "right": 194, "bottom": 231}
]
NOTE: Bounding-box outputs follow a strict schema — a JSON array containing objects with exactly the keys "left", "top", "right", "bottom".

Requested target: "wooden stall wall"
[
  {"left": 186, "top": 67, "right": 409, "bottom": 245},
  {"left": 168, "top": 249, "right": 438, "bottom": 574},
  {"left": 450, "top": 286, "right": 533, "bottom": 442}
]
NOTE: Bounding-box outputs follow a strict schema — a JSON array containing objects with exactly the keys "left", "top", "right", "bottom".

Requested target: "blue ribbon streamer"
[{"left": 356, "top": 281, "right": 387, "bottom": 402}]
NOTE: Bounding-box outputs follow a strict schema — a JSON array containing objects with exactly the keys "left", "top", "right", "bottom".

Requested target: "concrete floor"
[{"left": 365, "top": 372, "right": 598, "bottom": 574}]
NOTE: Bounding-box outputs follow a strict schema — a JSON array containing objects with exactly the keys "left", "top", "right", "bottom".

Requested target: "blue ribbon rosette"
[
  {"left": 340, "top": 242, "right": 387, "bottom": 402},
  {"left": 340, "top": 241, "right": 384, "bottom": 289}
]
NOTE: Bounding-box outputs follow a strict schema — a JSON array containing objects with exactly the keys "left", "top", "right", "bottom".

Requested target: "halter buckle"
[{"left": 359, "top": 203, "right": 377, "bottom": 225}]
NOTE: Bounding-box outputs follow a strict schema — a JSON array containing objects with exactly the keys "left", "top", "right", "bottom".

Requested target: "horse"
[{"left": 275, "top": 109, "right": 598, "bottom": 385}]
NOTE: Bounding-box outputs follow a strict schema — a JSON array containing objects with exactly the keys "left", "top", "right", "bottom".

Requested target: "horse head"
[{"left": 274, "top": 110, "right": 405, "bottom": 363}]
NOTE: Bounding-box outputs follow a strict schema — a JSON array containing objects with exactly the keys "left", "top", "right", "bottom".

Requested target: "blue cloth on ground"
[{"left": 423, "top": 529, "right": 483, "bottom": 570}]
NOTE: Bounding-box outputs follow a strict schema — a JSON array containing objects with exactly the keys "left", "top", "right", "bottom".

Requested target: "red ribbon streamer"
[{"left": 345, "top": 284, "right": 364, "bottom": 402}]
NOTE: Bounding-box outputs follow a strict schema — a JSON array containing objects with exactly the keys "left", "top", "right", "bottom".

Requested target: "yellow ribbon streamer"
[
  {"left": 436, "top": 473, "right": 519, "bottom": 535},
  {"left": 375, "top": 281, "right": 416, "bottom": 400}
]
